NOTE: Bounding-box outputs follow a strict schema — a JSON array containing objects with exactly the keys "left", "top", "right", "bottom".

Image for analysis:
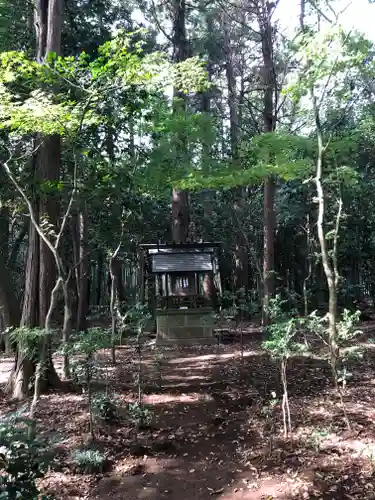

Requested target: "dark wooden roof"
[
  {"left": 151, "top": 252, "right": 212, "bottom": 273},
  {"left": 140, "top": 242, "right": 221, "bottom": 250}
]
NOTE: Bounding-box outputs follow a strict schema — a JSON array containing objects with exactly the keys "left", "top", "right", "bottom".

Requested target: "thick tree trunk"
[
  {"left": 8, "top": 0, "right": 64, "bottom": 399},
  {"left": 38, "top": 136, "right": 60, "bottom": 326},
  {"left": 259, "top": 0, "right": 276, "bottom": 325},
  {"left": 172, "top": 189, "right": 190, "bottom": 242},
  {"left": 0, "top": 205, "right": 9, "bottom": 258},
  {"left": 7, "top": 219, "right": 29, "bottom": 269},
  {"left": 0, "top": 205, "right": 13, "bottom": 352},
  {"left": 222, "top": 10, "right": 249, "bottom": 292},
  {"left": 7, "top": 219, "right": 39, "bottom": 399},
  {"left": 0, "top": 257, "right": 19, "bottom": 353},
  {"left": 223, "top": 12, "right": 238, "bottom": 156},
  {"left": 36, "top": 0, "right": 63, "bottom": 388},
  {"left": 171, "top": 0, "right": 190, "bottom": 243}
]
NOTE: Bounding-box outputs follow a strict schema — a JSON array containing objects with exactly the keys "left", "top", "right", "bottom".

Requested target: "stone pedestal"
[{"left": 155, "top": 308, "right": 216, "bottom": 345}]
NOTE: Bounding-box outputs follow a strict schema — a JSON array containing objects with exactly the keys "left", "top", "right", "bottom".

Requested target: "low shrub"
[
  {"left": 0, "top": 408, "right": 51, "bottom": 499},
  {"left": 70, "top": 448, "right": 108, "bottom": 474}
]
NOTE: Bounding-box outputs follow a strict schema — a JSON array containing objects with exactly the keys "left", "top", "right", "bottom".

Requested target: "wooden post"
[{"left": 139, "top": 249, "right": 145, "bottom": 303}]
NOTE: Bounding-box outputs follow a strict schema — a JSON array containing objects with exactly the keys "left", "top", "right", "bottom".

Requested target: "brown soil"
[{"left": 2, "top": 325, "right": 375, "bottom": 499}]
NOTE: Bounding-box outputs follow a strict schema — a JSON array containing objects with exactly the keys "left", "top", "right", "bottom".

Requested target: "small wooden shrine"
[{"left": 140, "top": 242, "right": 221, "bottom": 345}]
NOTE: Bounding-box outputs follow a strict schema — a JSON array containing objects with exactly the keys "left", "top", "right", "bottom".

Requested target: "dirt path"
[{"left": 2, "top": 337, "right": 375, "bottom": 499}]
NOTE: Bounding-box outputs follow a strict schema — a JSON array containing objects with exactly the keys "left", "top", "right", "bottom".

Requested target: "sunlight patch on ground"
[
  {"left": 164, "top": 374, "right": 211, "bottom": 382},
  {"left": 0, "top": 356, "right": 13, "bottom": 384},
  {"left": 144, "top": 392, "right": 214, "bottom": 404},
  {"left": 45, "top": 394, "right": 85, "bottom": 404},
  {"left": 220, "top": 474, "right": 310, "bottom": 499},
  {"left": 306, "top": 404, "right": 334, "bottom": 418},
  {"left": 168, "top": 350, "right": 262, "bottom": 366}
]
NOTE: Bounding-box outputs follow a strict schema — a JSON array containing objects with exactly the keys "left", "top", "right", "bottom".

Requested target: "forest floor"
[{"left": 2, "top": 324, "right": 375, "bottom": 499}]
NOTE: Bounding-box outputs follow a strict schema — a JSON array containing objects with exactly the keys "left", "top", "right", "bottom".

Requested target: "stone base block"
[{"left": 156, "top": 308, "right": 215, "bottom": 346}]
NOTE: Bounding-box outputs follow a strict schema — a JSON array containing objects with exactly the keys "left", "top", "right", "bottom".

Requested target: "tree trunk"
[
  {"left": 222, "top": 9, "right": 249, "bottom": 292},
  {"left": 0, "top": 205, "right": 13, "bottom": 352},
  {"left": 76, "top": 207, "right": 89, "bottom": 331},
  {"left": 96, "top": 251, "right": 104, "bottom": 306},
  {"left": 313, "top": 95, "right": 339, "bottom": 375},
  {"left": 35, "top": 0, "right": 63, "bottom": 390},
  {"left": 171, "top": 0, "right": 190, "bottom": 243},
  {"left": 112, "top": 256, "right": 125, "bottom": 304},
  {"left": 7, "top": 212, "right": 40, "bottom": 399},
  {"left": 38, "top": 136, "right": 60, "bottom": 328},
  {"left": 62, "top": 278, "right": 73, "bottom": 378},
  {"left": 223, "top": 11, "right": 239, "bottom": 156},
  {"left": 7, "top": 219, "right": 29, "bottom": 269},
  {"left": 110, "top": 256, "right": 118, "bottom": 364},
  {"left": 0, "top": 256, "right": 19, "bottom": 354},
  {"left": 259, "top": 0, "right": 276, "bottom": 325},
  {"left": 172, "top": 190, "right": 190, "bottom": 242},
  {"left": 8, "top": 0, "right": 64, "bottom": 399},
  {"left": 0, "top": 204, "right": 9, "bottom": 258}
]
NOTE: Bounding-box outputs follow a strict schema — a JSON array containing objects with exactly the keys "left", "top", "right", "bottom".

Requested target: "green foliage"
[
  {"left": 171, "top": 56, "right": 210, "bottom": 94},
  {"left": 337, "top": 309, "right": 363, "bottom": 345},
  {"left": 175, "top": 132, "right": 313, "bottom": 191},
  {"left": 0, "top": 32, "right": 210, "bottom": 141},
  {"left": 91, "top": 393, "right": 119, "bottom": 423},
  {"left": 65, "top": 327, "right": 112, "bottom": 357},
  {"left": 0, "top": 0, "right": 33, "bottom": 53},
  {"left": 262, "top": 295, "right": 307, "bottom": 359},
  {"left": 306, "top": 309, "right": 362, "bottom": 348},
  {"left": 70, "top": 448, "right": 107, "bottom": 474},
  {"left": 306, "top": 309, "right": 363, "bottom": 388},
  {"left": 127, "top": 402, "right": 153, "bottom": 428},
  {"left": 66, "top": 329, "right": 111, "bottom": 393},
  {"left": 306, "top": 428, "right": 330, "bottom": 452},
  {"left": 0, "top": 409, "right": 51, "bottom": 499},
  {"left": 121, "top": 303, "right": 152, "bottom": 335},
  {"left": 365, "top": 444, "right": 375, "bottom": 475},
  {"left": 70, "top": 358, "right": 102, "bottom": 388},
  {"left": 9, "top": 327, "right": 51, "bottom": 361}
]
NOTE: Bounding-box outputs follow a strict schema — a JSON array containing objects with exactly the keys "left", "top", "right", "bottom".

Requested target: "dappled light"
[
  {"left": 3, "top": 333, "right": 375, "bottom": 498},
  {"left": 2, "top": 0, "right": 375, "bottom": 498}
]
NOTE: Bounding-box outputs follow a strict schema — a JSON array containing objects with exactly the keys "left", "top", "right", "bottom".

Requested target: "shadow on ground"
[{"left": 2, "top": 336, "right": 375, "bottom": 499}]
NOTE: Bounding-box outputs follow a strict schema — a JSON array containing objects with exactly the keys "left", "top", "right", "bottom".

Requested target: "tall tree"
[
  {"left": 171, "top": 0, "right": 190, "bottom": 243},
  {"left": 256, "top": 0, "right": 277, "bottom": 324},
  {"left": 9, "top": 0, "right": 64, "bottom": 399}
]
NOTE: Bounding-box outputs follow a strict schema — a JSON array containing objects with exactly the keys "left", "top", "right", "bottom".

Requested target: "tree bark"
[
  {"left": 7, "top": 219, "right": 29, "bottom": 269},
  {"left": 312, "top": 93, "right": 339, "bottom": 376},
  {"left": 36, "top": 0, "right": 63, "bottom": 389},
  {"left": 110, "top": 255, "right": 119, "bottom": 364},
  {"left": 112, "top": 256, "right": 125, "bottom": 304},
  {"left": 96, "top": 250, "right": 104, "bottom": 305},
  {"left": 8, "top": 0, "right": 64, "bottom": 399},
  {"left": 76, "top": 207, "right": 89, "bottom": 331},
  {"left": 172, "top": 190, "right": 190, "bottom": 242},
  {"left": 222, "top": 10, "right": 249, "bottom": 292},
  {"left": 259, "top": 0, "right": 276, "bottom": 325},
  {"left": 0, "top": 205, "right": 13, "bottom": 352},
  {"left": 7, "top": 218, "right": 39, "bottom": 399},
  {"left": 38, "top": 136, "right": 60, "bottom": 327},
  {"left": 171, "top": 0, "right": 190, "bottom": 243},
  {"left": 0, "top": 256, "right": 19, "bottom": 353}
]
